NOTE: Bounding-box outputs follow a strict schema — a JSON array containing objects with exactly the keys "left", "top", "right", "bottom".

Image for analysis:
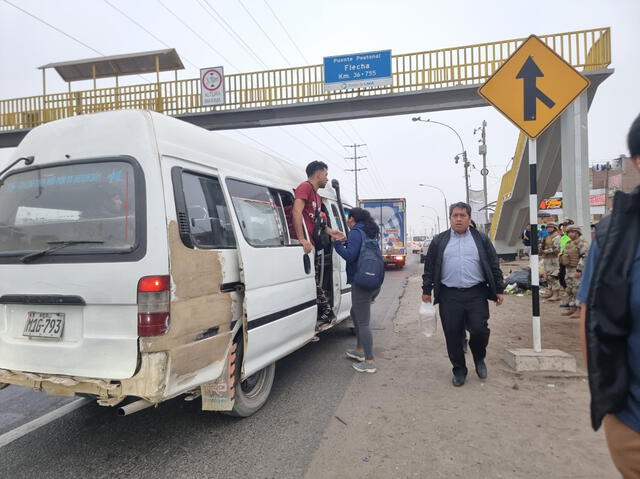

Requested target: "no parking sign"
[{"left": 200, "top": 66, "right": 225, "bottom": 106}]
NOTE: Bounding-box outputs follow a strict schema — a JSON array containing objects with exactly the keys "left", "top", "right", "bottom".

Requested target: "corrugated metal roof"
[{"left": 38, "top": 49, "right": 184, "bottom": 82}]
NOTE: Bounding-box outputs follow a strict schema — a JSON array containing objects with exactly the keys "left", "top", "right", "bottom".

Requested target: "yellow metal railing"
[
  {"left": 0, "top": 27, "right": 611, "bottom": 132},
  {"left": 488, "top": 27, "right": 612, "bottom": 240}
]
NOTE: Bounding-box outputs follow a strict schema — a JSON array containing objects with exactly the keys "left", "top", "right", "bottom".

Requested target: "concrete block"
[{"left": 503, "top": 348, "right": 577, "bottom": 373}]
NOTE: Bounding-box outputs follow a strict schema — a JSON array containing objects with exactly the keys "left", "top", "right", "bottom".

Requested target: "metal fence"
[{"left": 0, "top": 27, "right": 611, "bottom": 132}]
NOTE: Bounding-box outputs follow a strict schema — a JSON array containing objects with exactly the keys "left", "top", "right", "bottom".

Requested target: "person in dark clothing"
[
  {"left": 579, "top": 113, "right": 640, "bottom": 477},
  {"left": 422, "top": 202, "right": 505, "bottom": 387},
  {"left": 334, "top": 207, "right": 382, "bottom": 374}
]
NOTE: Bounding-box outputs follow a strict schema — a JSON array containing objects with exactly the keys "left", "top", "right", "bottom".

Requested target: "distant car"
[{"left": 419, "top": 239, "right": 431, "bottom": 263}]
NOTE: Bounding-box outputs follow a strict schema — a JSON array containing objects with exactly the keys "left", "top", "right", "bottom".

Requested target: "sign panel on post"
[
  {"left": 200, "top": 66, "right": 225, "bottom": 106},
  {"left": 478, "top": 35, "right": 590, "bottom": 139},
  {"left": 323, "top": 50, "right": 392, "bottom": 92}
]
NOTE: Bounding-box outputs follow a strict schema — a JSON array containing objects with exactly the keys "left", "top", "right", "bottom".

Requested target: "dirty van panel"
[
  {"left": 0, "top": 158, "right": 147, "bottom": 380},
  {"left": 154, "top": 165, "right": 242, "bottom": 398}
]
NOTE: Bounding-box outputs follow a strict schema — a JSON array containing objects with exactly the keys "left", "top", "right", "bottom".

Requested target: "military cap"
[
  {"left": 545, "top": 222, "right": 559, "bottom": 229},
  {"left": 566, "top": 225, "right": 582, "bottom": 234}
]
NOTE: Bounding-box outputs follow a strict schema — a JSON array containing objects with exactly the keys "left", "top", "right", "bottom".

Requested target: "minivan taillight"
[{"left": 137, "top": 275, "right": 170, "bottom": 336}]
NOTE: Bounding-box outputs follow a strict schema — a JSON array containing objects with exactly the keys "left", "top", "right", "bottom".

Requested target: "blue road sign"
[{"left": 323, "top": 50, "right": 392, "bottom": 92}]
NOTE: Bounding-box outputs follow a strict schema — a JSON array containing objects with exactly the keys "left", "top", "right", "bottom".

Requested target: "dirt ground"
[{"left": 304, "top": 264, "right": 618, "bottom": 479}]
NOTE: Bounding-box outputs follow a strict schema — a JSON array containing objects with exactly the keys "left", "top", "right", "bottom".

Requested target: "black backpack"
[
  {"left": 309, "top": 184, "right": 331, "bottom": 249},
  {"left": 353, "top": 229, "right": 385, "bottom": 290}
]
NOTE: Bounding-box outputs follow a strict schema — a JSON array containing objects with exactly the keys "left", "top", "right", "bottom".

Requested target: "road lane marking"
[{"left": 0, "top": 398, "right": 90, "bottom": 448}]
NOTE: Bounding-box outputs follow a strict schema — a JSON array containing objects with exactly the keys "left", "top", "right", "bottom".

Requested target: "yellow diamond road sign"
[{"left": 478, "top": 35, "right": 590, "bottom": 139}]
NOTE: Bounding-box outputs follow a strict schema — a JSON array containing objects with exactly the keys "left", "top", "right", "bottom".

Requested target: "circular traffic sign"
[
  {"left": 202, "top": 69, "right": 223, "bottom": 91},
  {"left": 481, "top": 168, "right": 489, "bottom": 176}
]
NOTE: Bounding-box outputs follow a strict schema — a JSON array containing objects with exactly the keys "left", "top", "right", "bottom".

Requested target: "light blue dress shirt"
[{"left": 441, "top": 228, "right": 485, "bottom": 288}]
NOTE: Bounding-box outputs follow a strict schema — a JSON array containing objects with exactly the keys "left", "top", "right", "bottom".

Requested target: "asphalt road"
[{"left": 0, "top": 256, "right": 419, "bottom": 478}]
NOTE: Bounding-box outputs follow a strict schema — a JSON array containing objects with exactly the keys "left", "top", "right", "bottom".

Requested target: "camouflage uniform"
[
  {"left": 560, "top": 233, "right": 590, "bottom": 308},
  {"left": 542, "top": 231, "right": 562, "bottom": 294}
]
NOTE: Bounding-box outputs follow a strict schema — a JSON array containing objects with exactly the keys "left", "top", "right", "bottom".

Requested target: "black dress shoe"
[
  {"left": 475, "top": 360, "right": 488, "bottom": 379},
  {"left": 452, "top": 374, "right": 466, "bottom": 387}
]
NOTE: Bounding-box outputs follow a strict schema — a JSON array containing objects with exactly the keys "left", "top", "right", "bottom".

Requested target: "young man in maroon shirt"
[{"left": 293, "top": 161, "right": 345, "bottom": 323}]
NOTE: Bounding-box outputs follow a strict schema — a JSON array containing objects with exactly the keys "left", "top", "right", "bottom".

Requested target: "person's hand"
[
  {"left": 301, "top": 239, "right": 313, "bottom": 254},
  {"left": 422, "top": 294, "right": 432, "bottom": 303},
  {"left": 496, "top": 294, "right": 505, "bottom": 306},
  {"left": 331, "top": 231, "right": 346, "bottom": 242},
  {"left": 575, "top": 272, "right": 582, "bottom": 279}
]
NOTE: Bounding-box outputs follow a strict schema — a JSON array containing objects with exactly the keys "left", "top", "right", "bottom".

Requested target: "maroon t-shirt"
[{"left": 294, "top": 181, "right": 324, "bottom": 245}]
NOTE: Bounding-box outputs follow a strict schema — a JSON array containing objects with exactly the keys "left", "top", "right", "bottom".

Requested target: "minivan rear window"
[{"left": 0, "top": 159, "right": 142, "bottom": 260}]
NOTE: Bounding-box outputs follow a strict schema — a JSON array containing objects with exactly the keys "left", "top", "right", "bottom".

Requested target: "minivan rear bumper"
[{"left": 0, "top": 351, "right": 169, "bottom": 405}]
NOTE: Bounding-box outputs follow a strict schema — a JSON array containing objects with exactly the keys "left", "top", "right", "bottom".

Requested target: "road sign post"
[{"left": 478, "top": 35, "right": 590, "bottom": 367}]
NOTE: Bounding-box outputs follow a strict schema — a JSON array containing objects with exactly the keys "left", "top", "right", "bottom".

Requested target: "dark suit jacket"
[{"left": 422, "top": 227, "right": 505, "bottom": 304}]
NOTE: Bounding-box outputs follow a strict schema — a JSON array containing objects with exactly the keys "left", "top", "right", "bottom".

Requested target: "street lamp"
[
  {"left": 412, "top": 116, "right": 470, "bottom": 205},
  {"left": 418, "top": 183, "right": 448, "bottom": 229},
  {"left": 420, "top": 205, "right": 440, "bottom": 233}
]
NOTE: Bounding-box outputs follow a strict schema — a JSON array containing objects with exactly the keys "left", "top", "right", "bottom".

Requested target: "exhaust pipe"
[{"left": 117, "top": 399, "right": 154, "bottom": 416}]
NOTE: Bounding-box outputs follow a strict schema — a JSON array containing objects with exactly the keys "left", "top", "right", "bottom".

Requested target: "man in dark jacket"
[
  {"left": 579, "top": 113, "right": 640, "bottom": 477},
  {"left": 422, "top": 202, "right": 505, "bottom": 387}
]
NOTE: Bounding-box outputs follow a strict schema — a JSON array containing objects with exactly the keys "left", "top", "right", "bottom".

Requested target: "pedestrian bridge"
[{"left": 0, "top": 28, "right": 613, "bottom": 254}]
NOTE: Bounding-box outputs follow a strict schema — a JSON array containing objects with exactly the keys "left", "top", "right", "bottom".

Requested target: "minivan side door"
[{"left": 225, "top": 178, "right": 317, "bottom": 377}]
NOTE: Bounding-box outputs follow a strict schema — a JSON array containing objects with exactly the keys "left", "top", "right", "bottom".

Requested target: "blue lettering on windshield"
[{"left": 4, "top": 167, "right": 127, "bottom": 193}]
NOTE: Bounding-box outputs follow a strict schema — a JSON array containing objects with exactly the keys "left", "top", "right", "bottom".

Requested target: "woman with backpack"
[{"left": 333, "top": 207, "right": 385, "bottom": 373}]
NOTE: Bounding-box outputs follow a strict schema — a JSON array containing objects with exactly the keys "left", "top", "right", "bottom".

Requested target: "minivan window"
[
  {"left": 0, "top": 160, "right": 138, "bottom": 256},
  {"left": 226, "top": 179, "right": 282, "bottom": 247},
  {"left": 181, "top": 172, "right": 236, "bottom": 249}
]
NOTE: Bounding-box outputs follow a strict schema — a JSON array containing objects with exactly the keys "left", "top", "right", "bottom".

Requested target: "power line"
[
  {"left": 103, "top": 0, "right": 198, "bottom": 69},
  {"left": 262, "top": 0, "right": 309, "bottom": 64},
  {"left": 2, "top": 0, "right": 103, "bottom": 56},
  {"left": 280, "top": 128, "right": 342, "bottom": 170},
  {"left": 197, "top": 0, "right": 268, "bottom": 69},
  {"left": 232, "top": 130, "right": 291, "bottom": 160},
  {"left": 2, "top": 0, "right": 152, "bottom": 84},
  {"left": 156, "top": 0, "right": 240, "bottom": 71},
  {"left": 301, "top": 125, "right": 345, "bottom": 158},
  {"left": 237, "top": 0, "right": 292, "bottom": 67},
  {"left": 344, "top": 143, "right": 368, "bottom": 203}
]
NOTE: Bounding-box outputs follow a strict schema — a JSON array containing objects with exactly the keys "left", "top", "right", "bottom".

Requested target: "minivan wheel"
[{"left": 224, "top": 336, "right": 276, "bottom": 418}]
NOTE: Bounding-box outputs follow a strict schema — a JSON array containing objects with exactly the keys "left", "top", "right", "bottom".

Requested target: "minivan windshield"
[{"left": 0, "top": 160, "right": 137, "bottom": 256}]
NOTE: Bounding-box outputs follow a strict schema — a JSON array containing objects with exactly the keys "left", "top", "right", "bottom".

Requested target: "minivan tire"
[{"left": 225, "top": 335, "right": 276, "bottom": 418}]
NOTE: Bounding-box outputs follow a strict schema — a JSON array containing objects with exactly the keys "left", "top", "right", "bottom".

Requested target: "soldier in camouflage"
[
  {"left": 559, "top": 225, "right": 589, "bottom": 317},
  {"left": 541, "top": 222, "right": 562, "bottom": 301}
]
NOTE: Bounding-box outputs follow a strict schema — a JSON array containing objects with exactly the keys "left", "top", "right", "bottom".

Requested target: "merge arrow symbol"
[{"left": 516, "top": 56, "right": 556, "bottom": 121}]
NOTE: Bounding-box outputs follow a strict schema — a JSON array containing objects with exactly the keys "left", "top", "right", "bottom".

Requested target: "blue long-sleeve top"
[{"left": 333, "top": 222, "right": 365, "bottom": 284}]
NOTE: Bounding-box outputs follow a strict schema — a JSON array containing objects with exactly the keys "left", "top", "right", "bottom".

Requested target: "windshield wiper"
[{"left": 20, "top": 240, "right": 104, "bottom": 263}]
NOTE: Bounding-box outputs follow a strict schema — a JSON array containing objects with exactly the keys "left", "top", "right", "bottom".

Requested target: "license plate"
[{"left": 23, "top": 312, "right": 65, "bottom": 339}]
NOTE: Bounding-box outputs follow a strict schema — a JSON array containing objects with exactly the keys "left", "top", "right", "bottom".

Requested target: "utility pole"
[
  {"left": 475, "top": 120, "right": 489, "bottom": 225},
  {"left": 344, "top": 143, "right": 367, "bottom": 203}
]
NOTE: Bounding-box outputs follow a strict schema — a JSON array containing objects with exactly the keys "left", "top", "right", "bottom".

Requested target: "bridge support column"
[{"left": 560, "top": 91, "right": 590, "bottom": 231}]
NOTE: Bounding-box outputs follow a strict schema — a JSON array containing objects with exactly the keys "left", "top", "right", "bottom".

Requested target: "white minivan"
[{"left": 0, "top": 110, "right": 353, "bottom": 416}]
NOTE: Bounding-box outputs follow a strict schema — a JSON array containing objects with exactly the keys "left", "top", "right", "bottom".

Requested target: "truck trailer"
[{"left": 358, "top": 198, "right": 406, "bottom": 268}]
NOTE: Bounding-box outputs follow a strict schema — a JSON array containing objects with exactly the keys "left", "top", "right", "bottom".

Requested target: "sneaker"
[
  {"left": 352, "top": 361, "right": 376, "bottom": 373},
  {"left": 346, "top": 349, "right": 365, "bottom": 361}
]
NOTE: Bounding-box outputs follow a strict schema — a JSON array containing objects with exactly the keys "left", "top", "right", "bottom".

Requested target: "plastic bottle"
[{"left": 418, "top": 301, "right": 438, "bottom": 337}]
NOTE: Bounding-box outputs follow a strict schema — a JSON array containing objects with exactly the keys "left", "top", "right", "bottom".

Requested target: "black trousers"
[
  {"left": 559, "top": 264, "right": 567, "bottom": 289},
  {"left": 438, "top": 284, "right": 490, "bottom": 377}
]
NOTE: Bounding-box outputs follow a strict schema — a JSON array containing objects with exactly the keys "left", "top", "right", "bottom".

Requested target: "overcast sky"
[{"left": 1, "top": 0, "right": 638, "bottom": 235}]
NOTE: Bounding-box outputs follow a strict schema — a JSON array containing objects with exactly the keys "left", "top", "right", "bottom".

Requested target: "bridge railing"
[{"left": 0, "top": 27, "right": 611, "bottom": 132}]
